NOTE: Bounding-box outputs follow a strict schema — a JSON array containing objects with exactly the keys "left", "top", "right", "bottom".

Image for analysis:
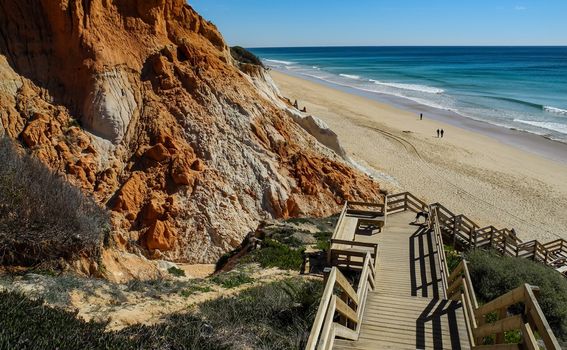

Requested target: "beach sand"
[{"left": 271, "top": 71, "right": 567, "bottom": 243}]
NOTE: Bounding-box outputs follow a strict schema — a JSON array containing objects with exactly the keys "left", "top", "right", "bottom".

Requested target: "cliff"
[{"left": 0, "top": 0, "right": 380, "bottom": 268}]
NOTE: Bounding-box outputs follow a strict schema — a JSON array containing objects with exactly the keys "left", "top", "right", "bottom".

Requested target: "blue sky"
[{"left": 189, "top": 0, "right": 567, "bottom": 47}]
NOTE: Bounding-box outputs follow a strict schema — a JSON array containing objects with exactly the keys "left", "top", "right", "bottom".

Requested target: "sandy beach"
[{"left": 272, "top": 70, "right": 567, "bottom": 243}]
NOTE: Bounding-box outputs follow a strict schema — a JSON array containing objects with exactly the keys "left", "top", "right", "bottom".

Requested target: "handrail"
[
  {"left": 388, "top": 191, "right": 567, "bottom": 275},
  {"left": 306, "top": 253, "right": 375, "bottom": 350},
  {"left": 447, "top": 260, "right": 561, "bottom": 349},
  {"left": 327, "top": 202, "right": 348, "bottom": 264},
  {"left": 430, "top": 206, "right": 449, "bottom": 297}
]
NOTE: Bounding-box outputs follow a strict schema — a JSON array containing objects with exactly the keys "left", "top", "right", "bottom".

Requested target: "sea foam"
[
  {"left": 543, "top": 106, "right": 567, "bottom": 116},
  {"left": 339, "top": 74, "right": 361, "bottom": 80},
  {"left": 265, "top": 59, "right": 295, "bottom": 65},
  {"left": 515, "top": 119, "right": 567, "bottom": 134},
  {"left": 370, "top": 79, "right": 444, "bottom": 94}
]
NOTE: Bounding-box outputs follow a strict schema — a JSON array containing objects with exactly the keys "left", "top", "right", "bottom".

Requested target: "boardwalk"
[
  {"left": 334, "top": 212, "right": 470, "bottom": 350},
  {"left": 306, "top": 193, "right": 561, "bottom": 350}
]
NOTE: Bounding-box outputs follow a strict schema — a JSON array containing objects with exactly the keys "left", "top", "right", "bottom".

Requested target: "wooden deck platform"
[{"left": 334, "top": 212, "right": 470, "bottom": 350}]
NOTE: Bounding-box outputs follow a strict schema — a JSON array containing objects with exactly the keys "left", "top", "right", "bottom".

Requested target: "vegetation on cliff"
[
  {"left": 0, "top": 138, "right": 109, "bottom": 266},
  {"left": 230, "top": 46, "right": 264, "bottom": 67}
]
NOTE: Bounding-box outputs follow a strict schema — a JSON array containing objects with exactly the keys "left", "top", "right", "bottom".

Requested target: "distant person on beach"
[
  {"left": 301, "top": 107, "right": 307, "bottom": 112},
  {"left": 420, "top": 113, "right": 423, "bottom": 120},
  {"left": 441, "top": 129, "right": 445, "bottom": 138},
  {"left": 437, "top": 129, "right": 440, "bottom": 138},
  {"left": 293, "top": 100, "right": 299, "bottom": 109}
]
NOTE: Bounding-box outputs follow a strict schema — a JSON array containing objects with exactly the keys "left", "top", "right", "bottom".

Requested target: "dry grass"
[{"left": 0, "top": 138, "right": 109, "bottom": 266}]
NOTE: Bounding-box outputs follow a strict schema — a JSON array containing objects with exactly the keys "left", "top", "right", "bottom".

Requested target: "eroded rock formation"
[{"left": 0, "top": 0, "right": 380, "bottom": 267}]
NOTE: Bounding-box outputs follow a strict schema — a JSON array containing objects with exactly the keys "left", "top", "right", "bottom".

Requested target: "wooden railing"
[
  {"left": 306, "top": 253, "right": 376, "bottom": 350},
  {"left": 330, "top": 202, "right": 349, "bottom": 242},
  {"left": 386, "top": 192, "right": 428, "bottom": 214},
  {"left": 430, "top": 206, "right": 449, "bottom": 297},
  {"left": 329, "top": 239, "right": 378, "bottom": 270},
  {"left": 447, "top": 260, "right": 561, "bottom": 349},
  {"left": 424, "top": 201, "right": 567, "bottom": 278},
  {"left": 346, "top": 200, "right": 386, "bottom": 217}
]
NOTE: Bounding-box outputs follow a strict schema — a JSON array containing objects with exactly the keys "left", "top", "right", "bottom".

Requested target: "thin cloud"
[{"left": 514, "top": 6, "right": 527, "bottom": 11}]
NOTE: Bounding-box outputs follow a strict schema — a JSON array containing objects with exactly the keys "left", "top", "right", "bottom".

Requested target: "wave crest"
[
  {"left": 515, "top": 119, "right": 567, "bottom": 134},
  {"left": 544, "top": 106, "right": 567, "bottom": 116},
  {"left": 339, "top": 74, "right": 361, "bottom": 80},
  {"left": 370, "top": 79, "right": 444, "bottom": 94},
  {"left": 265, "top": 59, "right": 295, "bottom": 65}
]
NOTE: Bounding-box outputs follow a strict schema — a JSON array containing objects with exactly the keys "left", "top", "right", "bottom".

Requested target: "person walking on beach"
[
  {"left": 420, "top": 113, "right": 423, "bottom": 120},
  {"left": 441, "top": 129, "right": 445, "bottom": 138},
  {"left": 436, "top": 129, "right": 440, "bottom": 138}
]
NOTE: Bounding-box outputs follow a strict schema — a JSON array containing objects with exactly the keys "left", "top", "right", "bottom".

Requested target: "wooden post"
[
  {"left": 340, "top": 290, "right": 349, "bottom": 327},
  {"left": 452, "top": 216, "right": 458, "bottom": 248},
  {"left": 495, "top": 307, "right": 507, "bottom": 343},
  {"left": 473, "top": 227, "right": 478, "bottom": 248}
]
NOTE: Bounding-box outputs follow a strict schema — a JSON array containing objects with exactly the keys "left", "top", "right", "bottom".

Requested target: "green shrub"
[
  {"left": 230, "top": 46, "right": 264, "bottom": 67},
  {"left": 211, "top": 271, "right": 254, "bottom": 289},
  {"left": 0, "top": 291, "right": 127, "bottom": 349},
  {"left": 0, "top": 138, "right": 109, "bottom": 266},
  {"left": 168, "top": 266, "right": 186, "bottom": 277},
  {"left": 314, "top": 231, "right": 332, "bottom": 251},
  {"left": 243, "top": 239, "right": 305, "bottom": 270},
  {"left": 444, "top": 245, "right": 462, "bottom": 272},
  {"left": 466, "top": 249, "right": 567, "bottom": 344},
  {"left": 0, "top": 278, "right": 322, "bottom": 349}
]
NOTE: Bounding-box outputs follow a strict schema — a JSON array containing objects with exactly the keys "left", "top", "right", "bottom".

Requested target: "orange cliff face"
[{"left": 0, "top": 0, "right": 380, "bottom": 265}]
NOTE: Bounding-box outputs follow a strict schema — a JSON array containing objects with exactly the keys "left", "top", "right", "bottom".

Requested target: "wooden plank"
[
  {"left": 524, "top": 284, "right": 561, "bottom": 350},
  {"left": 334, "top": 323, "right": 358, "bottom": 341},
  {"left": 473, "top": 344, "right": 520, "bottom": 350},
  {"left": 335, "top": 269, "right": 359, "bottom": 305},
  {"left": 473, "top": 315, "right": 523, "bottom": 338},
  {"left": 319, "top": 295, "right": 337, "bottom": 350},
  {"left": 520, "top": 321, "right": 538, "bottom": 350},
  {"left": 305, "top": 268, "right": 337, "bottom": 350},
  {"left": 474, "top": 285, "right": 524, "bottom": 317},
  {"left": 335, "top": 297, "right": 358, "bottom": 325}
]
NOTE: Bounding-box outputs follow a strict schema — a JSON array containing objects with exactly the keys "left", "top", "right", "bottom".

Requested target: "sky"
[{"left": 189, "top": 0, "right": 567, "bottom": 47}]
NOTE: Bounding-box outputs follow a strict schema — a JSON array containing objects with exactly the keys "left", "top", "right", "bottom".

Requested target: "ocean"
[{"left": 249, "top": 47, "right": 567, "bottom": 143}]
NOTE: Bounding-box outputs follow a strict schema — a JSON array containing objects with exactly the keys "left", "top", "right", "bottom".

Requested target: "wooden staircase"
[
  {"left": 306, "top": 192, "right": 562, "bottom": 350},
  {"left": 334, "top": 295, "right": 467, "bottom": 350},
  {"left": 334, "top": 212, "right": 469, "bottom": 350}
]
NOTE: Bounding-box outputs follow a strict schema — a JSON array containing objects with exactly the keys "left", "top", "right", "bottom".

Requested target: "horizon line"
[{"left": 246, "top": 44, "right": 567, "bottom": 49}]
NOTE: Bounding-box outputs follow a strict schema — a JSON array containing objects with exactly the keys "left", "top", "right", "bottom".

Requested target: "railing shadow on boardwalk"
[
  {"left": 416, "top": 298, "right": 463, "bottom": 350},
  {"left": 410, "top": 224, "right": 442, "bottom": 299}
]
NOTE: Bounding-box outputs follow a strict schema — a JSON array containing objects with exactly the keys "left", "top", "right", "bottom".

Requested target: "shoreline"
[
  {"left": 271, "top": 67, "right": 567, "bottom": 165},
  {"left": 271, "top": 70, "right": 567, "bottom": 243}
]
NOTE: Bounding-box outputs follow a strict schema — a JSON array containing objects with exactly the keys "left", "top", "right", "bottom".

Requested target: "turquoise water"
[{"left": 250, "top": 47, "right": 567, "bottom": 143}]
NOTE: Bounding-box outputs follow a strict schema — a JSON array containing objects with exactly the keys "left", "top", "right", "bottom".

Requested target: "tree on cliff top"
[{"left": 0, "top": 138, "right": 109, "bottom": 267}]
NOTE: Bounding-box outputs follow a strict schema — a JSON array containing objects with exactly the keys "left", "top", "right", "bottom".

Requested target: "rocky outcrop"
[{"left": 0, "top": 0, "right": 381, "bottom": 267}]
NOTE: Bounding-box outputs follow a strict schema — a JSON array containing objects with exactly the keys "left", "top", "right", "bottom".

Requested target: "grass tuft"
[
  {"left": 211, "top": 271, "right": 254, "bottom": 289},
  {"left": 242, "top": 239, "right": 305, "bottom": 270}
]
